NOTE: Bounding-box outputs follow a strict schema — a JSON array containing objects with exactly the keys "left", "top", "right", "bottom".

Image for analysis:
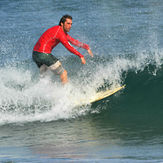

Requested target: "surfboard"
[
  {"left": 89, "top": 85, "right": 125, "bottom": 103},
  {"left": 70, "top": 85, "right": 125, "bottom": 106}
]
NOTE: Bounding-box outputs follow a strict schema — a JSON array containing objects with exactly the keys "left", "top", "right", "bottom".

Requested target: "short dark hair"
[{"left": 59, "top": 15, "right": 72, "bottom": 26}]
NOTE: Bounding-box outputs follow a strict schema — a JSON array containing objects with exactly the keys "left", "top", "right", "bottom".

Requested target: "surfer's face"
[{"left": 61, "top": 18, "right": 72, "bottom": 33}]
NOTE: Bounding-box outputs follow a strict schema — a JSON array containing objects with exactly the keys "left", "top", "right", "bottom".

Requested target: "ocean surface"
[{"left": 0, "top": 0, "right": 163, "bottom": 162}]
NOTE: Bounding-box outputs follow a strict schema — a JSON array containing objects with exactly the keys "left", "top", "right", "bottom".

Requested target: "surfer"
[{"left": 32, "top": 15, "right": 93, "bottom": 84}]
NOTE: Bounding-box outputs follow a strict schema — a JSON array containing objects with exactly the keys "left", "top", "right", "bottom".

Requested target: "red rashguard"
[{"left": 33, "top": 25, "right": 89, "bottom": 58}]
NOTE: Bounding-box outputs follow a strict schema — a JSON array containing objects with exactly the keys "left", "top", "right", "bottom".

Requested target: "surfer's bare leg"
[
  {"left": 40, "top": 64, "right": 48, "bottom": 77},
  {"left": 49, "top": 61, "right": 68, "bottom": 84},
  {"left": 60, "top": 70, "right": 68, "bottom": 84}
]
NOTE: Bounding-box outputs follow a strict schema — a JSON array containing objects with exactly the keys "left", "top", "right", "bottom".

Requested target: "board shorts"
[{"left": 32, "top": 51, "right": 64, "bottom": 75}]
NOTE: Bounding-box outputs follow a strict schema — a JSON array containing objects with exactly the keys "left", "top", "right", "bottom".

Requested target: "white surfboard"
[
  {"left": 72, "top": 85, "right": 125, "bottom": 106},
  {"left": 89, "top": 85, "right": 125, "bottom": 103}
]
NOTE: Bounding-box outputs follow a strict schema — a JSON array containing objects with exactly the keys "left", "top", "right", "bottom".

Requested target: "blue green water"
[{"left": 0, "top": 0, "right": 163, "bottom": 162}]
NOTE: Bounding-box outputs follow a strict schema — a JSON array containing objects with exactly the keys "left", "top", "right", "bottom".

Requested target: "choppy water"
[{"left": 0, "top": 0, "right": 163, "bottom": 162}]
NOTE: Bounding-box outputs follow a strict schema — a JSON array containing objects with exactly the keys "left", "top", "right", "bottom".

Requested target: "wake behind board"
[{"left": 89, "top": 85, "right": 125, "bottom": 103}]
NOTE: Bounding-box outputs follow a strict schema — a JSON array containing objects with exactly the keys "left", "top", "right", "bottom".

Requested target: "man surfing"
[{"left": 32, "top": 15, "right": 93, "bottom": 84}]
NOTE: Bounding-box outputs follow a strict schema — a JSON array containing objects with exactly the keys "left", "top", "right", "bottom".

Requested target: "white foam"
[
  {"left": 0, "top": 67, "right": 93, "bottom": 125},
  {"left": 0, "top": 48, "right": 162, "bottom": 125}
]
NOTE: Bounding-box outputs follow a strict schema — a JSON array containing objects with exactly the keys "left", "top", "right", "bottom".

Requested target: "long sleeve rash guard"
[{"left": 33, "top": 25, "right": 89, "bottom": 58}]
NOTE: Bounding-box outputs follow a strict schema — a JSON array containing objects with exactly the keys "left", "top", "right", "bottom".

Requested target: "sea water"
[{"left": 0, "top": 0, "right": 163, "bottom": 162}]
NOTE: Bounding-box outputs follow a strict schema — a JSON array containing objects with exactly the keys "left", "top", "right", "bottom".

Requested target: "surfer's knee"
[
  {"left": 49, "top": 61, "right": 65, "bottom": 75},
  {"left": 47, "top": 60, "right": 68, "bottom": 84},
  {"left": 40, "top": 64, "right": 48, "bottom": 74}
]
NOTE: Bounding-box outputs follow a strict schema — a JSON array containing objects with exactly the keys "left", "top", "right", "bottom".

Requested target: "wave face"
[{"left": 0, "top": 47, "right": 162, "bottom": 125}]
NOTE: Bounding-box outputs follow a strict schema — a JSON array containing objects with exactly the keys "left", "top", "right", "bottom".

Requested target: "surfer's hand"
[
  {"left": 88, "top": 49, "right": 93, "bottom": 57},
  {"left": 81, "top": 57, "right": 86, "bottom": 64}
]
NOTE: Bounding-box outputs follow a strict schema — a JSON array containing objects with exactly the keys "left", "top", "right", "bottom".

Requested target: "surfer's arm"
[
  {"left": 67, "top": 35, "right": 89, "bottom": 50},
  {"left": 67, "top": 35, "right": 93, "bottom": 57},
  {"left": 59, "top": 34, "right": 86, "bottom": 64},
  {"left": 87, "top": 48, "right": 93, "bottom": 57},
  {"left": 60, "top": 36, "right": 83, "bottom": 58}
]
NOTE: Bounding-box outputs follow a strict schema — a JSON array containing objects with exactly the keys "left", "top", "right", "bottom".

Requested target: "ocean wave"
[{"left": 0, "top": 48, "right": 162, "bottom": 125}]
